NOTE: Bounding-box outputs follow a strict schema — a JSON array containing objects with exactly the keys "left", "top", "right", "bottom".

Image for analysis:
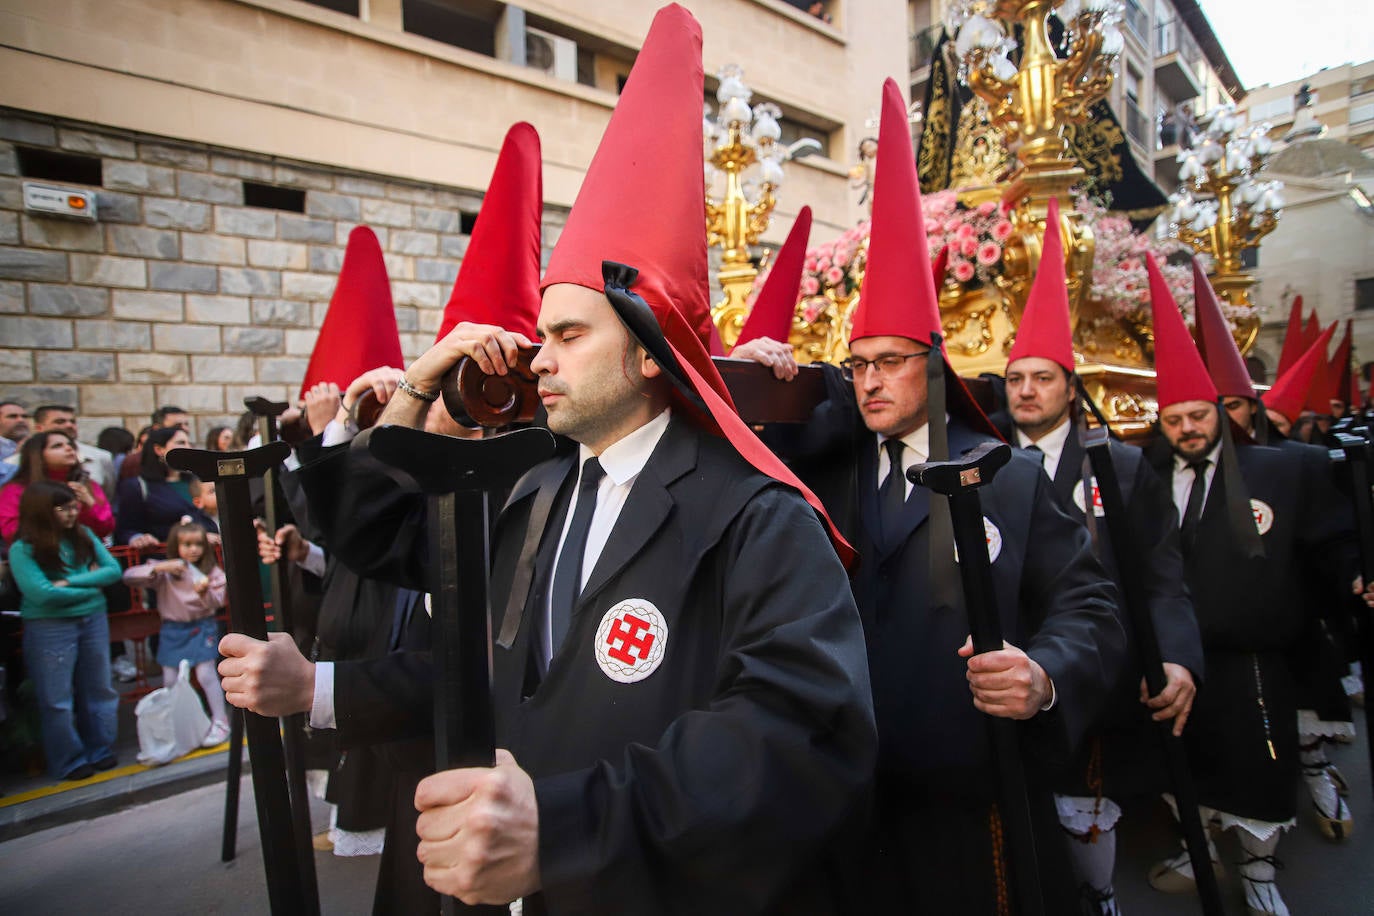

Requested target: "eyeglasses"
[{"left": 840, "top": 352, "right": 929, "bottom": 381}]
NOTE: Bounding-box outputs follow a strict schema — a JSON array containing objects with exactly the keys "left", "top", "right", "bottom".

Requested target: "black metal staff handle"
[
  {"left": 357, "top": 424, "right": 555, "bottom": 916},
  {"left": 354, "top": 425, "right": 557, "bottom": 770},
  {"left": 1081, "top": 425, "right": 1223, "bottom": 916},
  {"left": 1334, "top": 431, "right": 1374, "bottom": 795},
  {"left": 910, "top": 441, "right": 1044, "bottom": 916},
  {"left": 245, "top": 396, "right": 321, "bottom": 916},
  {"left": 167, "top": 442, "right": 307, "bottom": 915}
]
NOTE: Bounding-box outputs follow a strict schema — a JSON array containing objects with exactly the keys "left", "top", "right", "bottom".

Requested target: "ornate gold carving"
[{"left": 950, "top": 98, "right": 1012, "bottom": 191}]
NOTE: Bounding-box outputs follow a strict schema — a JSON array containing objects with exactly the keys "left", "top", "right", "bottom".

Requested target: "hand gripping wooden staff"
[
  {"left": 166, "top": 441, "right": 316, "bottom": 915},
  {"left": 909, "top": 441, "right": 1044, "bottom": 916},
  {"left": 353, "top": 424, "right": 555, "bottom": 916}
]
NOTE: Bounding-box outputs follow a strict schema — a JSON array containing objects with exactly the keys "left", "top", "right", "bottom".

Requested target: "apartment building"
[{"left": 1237, "top": 60, "right": 1374, "bottom": 156}]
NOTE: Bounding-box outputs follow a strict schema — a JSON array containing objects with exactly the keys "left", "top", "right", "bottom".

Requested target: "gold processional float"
[{"left": 705, "top": 0, "right": 1283, "bottom": 439}]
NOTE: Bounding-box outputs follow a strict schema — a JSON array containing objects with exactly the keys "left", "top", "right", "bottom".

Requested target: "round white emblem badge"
[
  {"left": 983, "top": 517, "right": 1003, "bottom": 563},
  {"left": 1250, "top": 499, "right": 1274, "bottom": 536},
  {"left": 1071, "top": 479, "right": 1106, "bottom": 517},
  {"left": 955, "top": 517, "right": 1003, "bottom": 564},
  {"left": 594, "top": 599, "right": 668, "bottom": 684}
]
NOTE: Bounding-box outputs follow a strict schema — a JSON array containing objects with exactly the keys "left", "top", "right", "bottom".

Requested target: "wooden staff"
[
  {"left": 244, "top": 396, "right": 321, "bottom": 915},
  {"left": 1081, "top": 423, "right": 1223, "bottom": 916},
  {"left": 354, "top": 424, "right": 555, "bottom": 914},
  {"left": 910, "top": 441, "right": 1044, "bottom": 916},
  {"left": 167, "top": 442, "right": 312, "bottom": 914}
]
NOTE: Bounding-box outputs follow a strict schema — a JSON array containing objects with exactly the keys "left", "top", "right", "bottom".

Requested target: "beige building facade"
[
  {"left": 1237, "top": 60, "right": 1374, "bottom": 157},
  {"left": 0, "top": 0, "right": 907, "bottom": 439}
]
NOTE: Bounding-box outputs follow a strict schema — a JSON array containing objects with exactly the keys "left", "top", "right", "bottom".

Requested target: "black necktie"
[
  {"left": 879, "top": 439, "right": 907, "bottom": 544},
  {"left": 1180, "top": 459, "right": 1209, "bottom": 550},
  {"left": 550, "top": 458, "right": 605, "bottom": 655},
  {"left": 1024, "top": 443, "right": 1044, "bottom": 465}
]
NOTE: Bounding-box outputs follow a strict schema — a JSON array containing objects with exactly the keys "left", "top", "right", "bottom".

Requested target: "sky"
[{"left": 1197, "top": 0, "right": 1374, "bottom": 89}]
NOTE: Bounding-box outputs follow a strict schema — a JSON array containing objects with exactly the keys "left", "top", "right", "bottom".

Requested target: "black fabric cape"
[
  {"left": 784, "top": 370, "right": 1125, "bottom": 914},
  {"left": 300, "top": 415, "right": 878, "bottom": 915}
]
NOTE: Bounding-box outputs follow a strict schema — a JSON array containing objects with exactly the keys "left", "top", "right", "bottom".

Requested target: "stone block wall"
[{"left": 0, "top": 109, "right": 564, "bottom": 444}]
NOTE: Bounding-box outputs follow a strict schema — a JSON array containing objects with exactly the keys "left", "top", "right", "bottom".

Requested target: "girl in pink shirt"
[{"left": 122, "top": 518, "right": 230, "bottom": 747}]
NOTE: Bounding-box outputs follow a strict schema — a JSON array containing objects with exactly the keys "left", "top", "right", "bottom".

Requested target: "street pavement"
[{"left": 1, "top": 732, "right": 1372, "bottom": 913}]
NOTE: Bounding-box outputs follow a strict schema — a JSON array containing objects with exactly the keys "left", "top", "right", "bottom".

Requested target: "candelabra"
[
  {"left": 1169, "top": 106, "right": 1282, "bottom": 315},
  {"left": 947, "top": 0, "right": 1123, "bottom": 217},
  {"left": 704, "top": 66, "right": 789, "bottom": 349}
]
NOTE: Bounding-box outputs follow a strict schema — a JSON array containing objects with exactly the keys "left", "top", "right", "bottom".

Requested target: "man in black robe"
[
  {"left": 994, "top": 205, "right": 1201, "bottom": 916},
  {"left": 218, "top": 7, "right": 876, "bottom": 914},
  {"left": 1194, "top": 266, "right": 1360, "bottom": 844},
  {"left": 1143, "top": 256, "right": 1359, "bottom": 916},
  {"left": 774, "top": 80, "right": 1124, "bottom": 915}
]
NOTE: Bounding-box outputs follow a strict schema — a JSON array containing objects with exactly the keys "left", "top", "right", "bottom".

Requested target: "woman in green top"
[{"left": 10, "top": 480, "right": 123, "bottom": 780}]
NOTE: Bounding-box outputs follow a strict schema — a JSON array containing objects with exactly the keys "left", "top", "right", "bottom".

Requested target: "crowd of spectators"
[{"left": 0, "top": 399, "right": 239, "bottom": 781}]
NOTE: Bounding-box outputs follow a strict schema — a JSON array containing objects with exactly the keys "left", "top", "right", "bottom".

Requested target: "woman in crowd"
[
  {"left": 115, "top": 427, "right": 217, "bottom": 549},
  {"left": 118, "top": 426, "right": 155, "bottom": 482},
  {"left": 9, "top": 480, "right": 123, "bottom": 779},
  {"left": 205, "top": 426, "right": 237, "bottom": 451},
  {"left": 0, "top": 431, "right": 115, "bottom": 543}
]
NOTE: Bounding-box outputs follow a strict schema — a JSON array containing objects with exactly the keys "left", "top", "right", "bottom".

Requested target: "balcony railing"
[
  {"left": 1123, "top": 0, "right": 1150, "bottom": 44},
  {"left": 910, "top": 24, "right": 942, "bottom": 73},
  {"left": 1155, "top": 18, "right": 1202, "bottom": 67},
  {"left": 1125, "top": 96, "right": 1150, "bottom": 148}
]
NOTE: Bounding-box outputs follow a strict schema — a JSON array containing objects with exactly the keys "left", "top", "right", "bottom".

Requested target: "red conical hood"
[
  {"left": 1192, "top": 257, "right": 1255, "bottom": 399},
  {"left": 1274, "top": 295, "right": 1306, "bottom": 378},
  {"left": 1006, "top": 197, "right": 1074, "bottom": 373},
  {"left": 1149, "top": 254, "right": 1218, "bottom": 408},
  {"left": 538, "top": 4, "right": 853, "bottom": 567},
  {"left": 851, "top": 79, "right": 938, "bottom": 344},
  {"left": 299, "top": 226, "right": 402, "bottom": 398},
  {"left": 1302, "top": 310, "right": 1321, "bottom": 350},
  {"left": 734, "top": 206, "right": 811, "bottom": 349},
  {"left": 1303, "top": 322, "right": 1339, "bottom": 413},
  {"left": 437, "top": 123, "right": 542, "bottom": 342},
  {"left": 541, "top": 4, "right": 712, "bottom": 355},
  {"left": 1264, "top": 324, "right": 1336, "bottom": 423}
]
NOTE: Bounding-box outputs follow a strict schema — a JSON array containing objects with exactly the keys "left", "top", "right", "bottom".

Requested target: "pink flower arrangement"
[
  {"left": 1075, "top": 197, "right": 1202, "bottom": 322},
  {"left": 747, "top": 189, "right": 1255, "bottom": 336}
]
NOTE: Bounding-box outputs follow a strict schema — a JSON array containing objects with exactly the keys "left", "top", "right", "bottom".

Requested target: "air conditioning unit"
[{"left": 525, "top": 27, "right": 576, "bottom": 82}]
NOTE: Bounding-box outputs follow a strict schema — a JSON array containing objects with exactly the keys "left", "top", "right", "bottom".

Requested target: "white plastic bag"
[{"left": 135, "top": 659, "right": 211, "bottom": 766}]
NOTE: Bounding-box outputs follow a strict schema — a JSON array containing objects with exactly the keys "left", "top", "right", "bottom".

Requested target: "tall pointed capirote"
[
  {"left": 436, "top": 122, "right": 543, "bottom": 342},
  {"left": 734, "top": 207, "right": 812, "bottom": 349},
  {"left": 1149, "top": 254, "right": 1218, "bottom": 408},
  {"left": 1006, "top": 197, "right": 1074, "bottom": 373},
  {"left": 1192, "top": 257, "right": 1255, "bottom": 399},
  {"left": 299, "top": 226, "right": 402, "bottom": 399}
]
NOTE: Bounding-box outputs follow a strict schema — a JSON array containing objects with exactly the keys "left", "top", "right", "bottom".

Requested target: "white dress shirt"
[
  {"left": 311, "top": 408, "right": 673, "bottom": 729},
  {"left": 1014, "top": 417, "right": 1071, "bottom": 480},
  {"left": 1171, "top": 441, "right": 1221, "bottom": 524},
  {"left": 541, "top": 408, "right": 671, "bottom": 664}
]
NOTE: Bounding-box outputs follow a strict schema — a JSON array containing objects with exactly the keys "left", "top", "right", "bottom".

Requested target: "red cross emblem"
[
  {"left": 606, "top": 613, "right": 656, "bottom": 666},
  {"left": 595, "top": 599, "right": 668, "bottom": 683}
]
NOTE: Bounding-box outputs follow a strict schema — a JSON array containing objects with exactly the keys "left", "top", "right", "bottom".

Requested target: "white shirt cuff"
[
  {"left": 300, "top": 541, "right": 327, "bottom": 578},
  {"left": 322, "top": 417, "right": 359, "bottom": 448},
  {"left": 1040, "top": 678, "right": 1057, "bottom": 712},
  {"left": 310, "top": 661, "right": 336, "bottom": 729}
]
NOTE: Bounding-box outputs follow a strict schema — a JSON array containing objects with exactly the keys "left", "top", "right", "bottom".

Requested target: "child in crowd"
[
  {"left": 189, "top": 479, "right": 219, "bottom": 533},
  {"left": 122, "top": 517, "right": 230, "bottom": 746},
  {"left": 9, "top": 481, "right": 122, "bottom": 780}
]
